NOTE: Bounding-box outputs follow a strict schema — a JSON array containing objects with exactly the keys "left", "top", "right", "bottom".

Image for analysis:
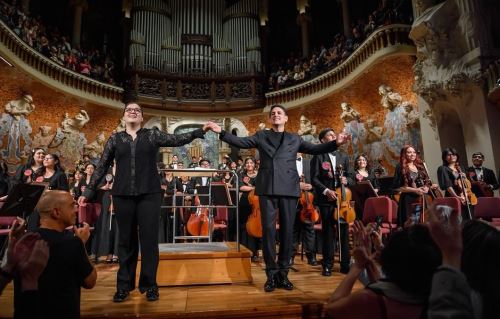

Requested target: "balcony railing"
[
  {"left": 0, "top": 20, "right": 123, "bottom": 107},
  {"left": 485, "top": 59, "right": 500, "bottom": 106},
  {"left": 265, "top": 24, "right": 415, "bottom": 108}
]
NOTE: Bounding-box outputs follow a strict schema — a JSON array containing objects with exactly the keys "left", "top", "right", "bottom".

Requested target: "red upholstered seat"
[
  {"left": 475, "top": 197, "right": 500, "bottom": 227},
  {"left": 362, "top": 197, "right": 397, "bottom": 234},
  {"left": 0, "top": 216, "right": 17, "bottom": 236}
]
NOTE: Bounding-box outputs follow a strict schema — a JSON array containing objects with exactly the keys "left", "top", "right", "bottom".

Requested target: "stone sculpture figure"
[{"left": 0, "top": 94, "right": 35, "bottom": 162}]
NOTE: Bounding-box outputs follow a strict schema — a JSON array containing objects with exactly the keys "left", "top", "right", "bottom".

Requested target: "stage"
[{"left": 0, "top": 252, "right": 362, "bottom": 318}]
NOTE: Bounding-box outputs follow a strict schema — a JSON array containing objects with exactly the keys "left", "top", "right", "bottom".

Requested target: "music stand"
[
  {"left": 0, "top": 183, "right": 46, "bottom": 218},
  {"left": 377, "top": 176, "right": 395, "bottom": 196},
  {"left": 351, "top": 181, "right": 378, "bottom": 218},
  {"left": 195, "top": 183, "right": 233, "bottom": 206}
]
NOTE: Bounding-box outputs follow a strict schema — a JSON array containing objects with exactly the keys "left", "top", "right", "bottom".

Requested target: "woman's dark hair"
[
  {"left": 399, "top": 145, "right": 428, "bottom": 187},
  {"left": 47, "top": 153, "right": 64, "bottom": 172},
  {"left": 462, "top": 220, "right": 500, "bottom": 319},
  {"left": 441, "top": 147, "right": 459, "bottom": 166},
  {"left": 27, "top": 147, "right": 45, "bottom": 167},
  {"left": 243, "top": 157, "right": 256, "bottom": 173},
  {"left": 354, "top": 154, "right": 370, "bottom": 171},
  {"left": 381, "top": 225, "right": 441, "bottom": 297},
  {"left": 84, "top": 163, "right": 96, "bottom": 171}
]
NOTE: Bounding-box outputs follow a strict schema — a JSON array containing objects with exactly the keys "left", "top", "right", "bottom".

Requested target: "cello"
[
  {"left": 334, "top": 165, "right": 356, "bottom": 223},
  {"left": 246, "top": 189, "right": 262, "bottom": 238},
  {"left": 299, "top": 175, "right": 320, "bottom": 224},
  {"left": 186, "top": 195, "right": 210, "bottom": 236}
]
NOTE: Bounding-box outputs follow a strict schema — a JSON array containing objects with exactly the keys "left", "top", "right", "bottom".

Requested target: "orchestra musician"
[
  {"left": 437, "top": 147, "right": 474, "bottom": 219},
  {"left": 310, "top": 128, "right": 352, "bottom": 276},
  {"left": 350, "top": 154, "right": 380, "bottom": 220},
  {"left": 238, "top": 157, "right": 261, "bottom": 262},
  {"left": 466, "top": 152, "right": 499, "bottom": 197},
  {"left": 392, "top": 145, "right": 437, "bottom": 226}
]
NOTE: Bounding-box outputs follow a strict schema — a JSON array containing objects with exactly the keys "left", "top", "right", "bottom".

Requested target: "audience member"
[{"left": 14, "top": 190, "right": 96, "bottom": 319}]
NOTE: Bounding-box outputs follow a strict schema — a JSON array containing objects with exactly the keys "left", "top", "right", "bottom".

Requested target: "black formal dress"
[
  {"left": 238, "top": 171, "right": 260, "bottom": 257},
  {"left": 392, "top": 164, "right": 422, "bottom": 226},
  {"left": 437, "top": 165, "right": 474, "bottom": 219},
  {"left": 349, "top": 169, "right": 380, "bottom": 220},
  {"left": 220, "top": 129, "right": 339, "bottom": 279},
  {"left": 310, "top": 151, "right": 352, "bottom": 272},
  {"left": 84, "top": 127, "right": 205, "bottom": 293}
]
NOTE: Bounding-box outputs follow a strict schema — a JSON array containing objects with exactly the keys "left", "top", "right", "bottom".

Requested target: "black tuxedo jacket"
[
  {"left": 466, "top": 166, "right": 499, "bottom": 190},
  {"left": 310, "top": 151, "right": 352, "bottom": 206},
  {"left": 220, "top": 129, "right": 338, "bottom": 197}
]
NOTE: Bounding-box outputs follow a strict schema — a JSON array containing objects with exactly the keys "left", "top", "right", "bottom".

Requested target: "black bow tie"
[{"left": 297, "top": 157, "right": 302, "bottom": 161}]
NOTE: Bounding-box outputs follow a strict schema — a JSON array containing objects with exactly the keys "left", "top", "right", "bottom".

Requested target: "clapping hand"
[{"left": 74, "top": 222, "right": 91, "bottom": 244}]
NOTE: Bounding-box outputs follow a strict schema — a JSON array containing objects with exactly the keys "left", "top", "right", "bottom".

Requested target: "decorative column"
[
  {"left": 297, "top": 12, "right": 310, "bottom": 58},
  {"left": 71, "top": 0, "right": 87, "bottom": 48},
  {"left": 340, "top": 0, "right": 351, "bottom": 38}
]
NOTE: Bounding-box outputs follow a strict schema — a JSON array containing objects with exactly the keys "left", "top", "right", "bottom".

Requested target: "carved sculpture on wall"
[
  {"left": 297, "top": 115, "right": 318, "bottom": 144},
  {"left": 258, "top": 122, "right": 267, "bottom": 130},
  {"left": 379, "top": 84, "right": 421, "bottom": 166},
  {"left": 340, "top": 102, "right": 363, "bottom": 154},
  {"left": 32, "top": 125, "right": 55, "bottom": 150},
  {"left": 83, "top": 131, "right": 106, "bottom": 161},
  {"left": 409, "top": 0, "right": 482, "bottom": 108},
  {"left": 49, "top": 110, "right": 90, "bottom": 167},
  {"left": 363, "top": 118, "right": 384, "bottom": 166},
  {"left": 0, "top": 94, "right": 35, "bottom": 163},
  {"left": 113, "top": 118, "right": 126, "bottom": 133}
]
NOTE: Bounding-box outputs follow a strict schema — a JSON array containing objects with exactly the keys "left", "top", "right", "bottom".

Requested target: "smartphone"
[
  {"left": 435, "top": 205, "right": 460, "bottom": 224},
  {"left": 412, "top": 204, "right": 422, "bottom": 223},
  {"left": 374, "top": 215, "right": 383, "bottom": 232}
]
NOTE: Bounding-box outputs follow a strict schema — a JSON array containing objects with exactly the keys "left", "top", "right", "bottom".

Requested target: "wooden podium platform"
[{"left": 137, "top": 242, "right": 253, "bottom": 286}]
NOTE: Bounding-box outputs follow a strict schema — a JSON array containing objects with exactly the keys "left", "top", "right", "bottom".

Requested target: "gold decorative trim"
[
  {"left": 213, "top": 48, "right": 232, "bottom": 53},
  {"left": 131, "top": 39, "right": 145, "bottom": 45},
  {"left": 246, "top": 46, "right": 260, "bottom": 52},
  {"left": 161, "top": 45, "right": 181, "bottom": 50}
]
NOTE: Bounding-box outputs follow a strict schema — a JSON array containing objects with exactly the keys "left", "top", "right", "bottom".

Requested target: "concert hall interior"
[{"left": 0, "top": 0, "right": 500, "bottom": 318}]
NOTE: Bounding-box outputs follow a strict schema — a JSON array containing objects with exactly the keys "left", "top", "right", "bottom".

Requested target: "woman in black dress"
[
  {"left": 350, "top": 154, "right": 380, "bottom": 220},
  {"left": 238, "top": 157, "right": 261, "bottom": 262},
  {"left": 34, "top": 153, "right": 69, "bottom": 190},
  {"left": 13, "top": 147, "right": 45, "bottom": 185},
  {"left": 437, "top": 147, "right": 474, "bottom": 219},
  {"left": 392, "top": 145, "right": 436, "bottom": 226},
  {"left": 78, "top": 102, "right": 207, "bottom": 302}
]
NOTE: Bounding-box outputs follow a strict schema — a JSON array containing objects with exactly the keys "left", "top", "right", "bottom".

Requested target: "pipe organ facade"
[{"left": 129, "top": 0, "right": 262, "bottom": 75}]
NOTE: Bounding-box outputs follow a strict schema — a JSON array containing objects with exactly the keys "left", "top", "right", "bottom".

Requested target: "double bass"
[
  {"left": 186, "top": 195, "right": 210, "bottom": 236},
  {"left": 299, "top": 175, "right": 320, "bottom": 224},
  {"left": 334, "top": 165, "right": 356, "bottom": 223},
  {"left": 246, "top": 189, "right": 262, "bottom": 238}
]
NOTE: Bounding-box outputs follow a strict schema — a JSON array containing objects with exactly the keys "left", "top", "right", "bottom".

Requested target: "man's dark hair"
[
  {"left": 318, "top": 128, "right": 335, "bottom": 142},
  {"left": 199, "top": 158, "right": 210, "bottom": 165},
  {"left": 472, "top": 152, "right": 484, "bottom": 159},
  {"left": 268, "top": 104, "right": 287, "bottom": 117}
]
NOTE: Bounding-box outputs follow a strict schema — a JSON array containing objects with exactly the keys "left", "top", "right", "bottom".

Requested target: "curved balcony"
[
  {"left": 128, "top": 68, "right": 265, "bottom": 114},
  {"left": 0, "top": 20, "right": 123, "bottom": 108},
  {"left": 265, "top": 24, "right": 416, "bottom": 110}
]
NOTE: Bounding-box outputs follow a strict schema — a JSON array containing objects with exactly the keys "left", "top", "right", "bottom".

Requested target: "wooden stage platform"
[{"left": 0, "top": 252, "right": 362, "bottom": 318}]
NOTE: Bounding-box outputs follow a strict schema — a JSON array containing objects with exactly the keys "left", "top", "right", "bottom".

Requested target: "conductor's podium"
[{"left": 137, "top": 242, "right": 253, "bottom": 286}]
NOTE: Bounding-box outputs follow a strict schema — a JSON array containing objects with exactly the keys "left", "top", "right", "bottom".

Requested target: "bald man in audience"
[{"left": 14, "top": 191, "right": 96, "bottom": 319}]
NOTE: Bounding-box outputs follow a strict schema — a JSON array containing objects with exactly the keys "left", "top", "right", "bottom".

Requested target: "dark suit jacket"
[
  {"left": 220, "top": 129, "right": 338, "bottom": 197},
  {"left": 310, "top": 151, "right": 352, "bottom": 206},
  {"left": 466, "top": 166, "right": 499, "bottom": 190}
]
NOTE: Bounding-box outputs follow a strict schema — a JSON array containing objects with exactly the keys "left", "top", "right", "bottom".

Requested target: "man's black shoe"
[
  {"left": 146, "top": 287, "right": 159, "bottom": 301},
  {"left": 113, "top": 290, "right": 129, "bottom": 303},
  {"left": 251, "top": 255, "right": 259, "bottom": 263},
  {"left": 340, "top": 266, "right": 350, "bottom": 274},
  {"left": 322, "top": 267, "right": 332, "bottom": 276},
  {"left": 264, "top": 277, "right": 277, "bottom": 292},
  {"left": 306, "top": 253, "right": 318, "bottom": 266},
  {"left": 289, "top": 256, "right": 295, "bottom": 266},
  {"left": 277, "top": 275, "right": 294, "bottom": 290}
]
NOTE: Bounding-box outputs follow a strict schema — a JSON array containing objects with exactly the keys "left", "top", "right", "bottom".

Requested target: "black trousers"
[
  {"left": 318, "top": 204, "right": 350, "bottom": 270},
  {"left": 292, "top": 205, "right": 316, "bottom": 255},
  {"left": 259, "top": 195, "right": 297, "bottom": 278},
  {"left": 113, "top": 193, "right": 162, "bottom": 292}
]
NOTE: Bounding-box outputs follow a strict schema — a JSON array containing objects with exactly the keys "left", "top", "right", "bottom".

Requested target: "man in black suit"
[
  {"left": 466, "top": 152, "right": 499, "bottom": 197},
  {"left": 205, "top": 105, "right": 349, "bottom": 292},
  {"left": 310, "top": 128, "right": 352, "bottom": 276}
]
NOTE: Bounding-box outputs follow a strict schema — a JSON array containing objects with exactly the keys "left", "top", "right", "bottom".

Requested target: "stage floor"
[{"left": 0, "top": 254, "right": 362, "bottom": 318}]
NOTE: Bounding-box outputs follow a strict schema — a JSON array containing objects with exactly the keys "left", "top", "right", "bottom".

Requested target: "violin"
[
  {"left": 299, "top": 175, "right": 320, "bottom": 224},
  {"left": 246, "top": 189, "right": 262, "bottom": 238},
  {"left": 454, "top": 165, "right": 478, "bottom": 205},
  {"left": 334, "top": 165, "right": 356, "bottom": 223},
  {"left": 186, "top": 195, "right": 210, "bottom": 236}
]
